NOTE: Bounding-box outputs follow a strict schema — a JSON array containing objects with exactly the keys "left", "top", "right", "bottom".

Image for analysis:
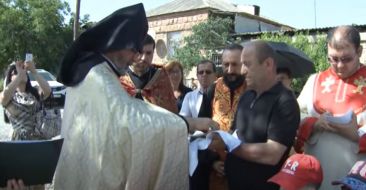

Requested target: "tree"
[
  {"left": 0, "top": 0, "right": 73, "bottom": 73},
  {"left": 169, "top": 15, "right": 328, "bottom": 92},
  {"left": 171, "top": 16, "right": 233, "bottom": 71},
  {"left": 259, "top": 32, "right": 328, "bottom": 92}
]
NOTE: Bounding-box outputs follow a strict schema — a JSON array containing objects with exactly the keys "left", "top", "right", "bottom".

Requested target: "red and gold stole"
[
  {"left": 313, "top": 66, "right": 366, "bottom": 115},
  {"left": 212, "top": 78, "right": 246, "bottom": 131}
]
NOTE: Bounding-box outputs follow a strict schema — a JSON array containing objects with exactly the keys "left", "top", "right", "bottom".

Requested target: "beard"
[
  {"left": 109, "top": 56, "right": 132, "bottom": 75},
  {"left": 223, "top": 73, "right": 241, "bottom": 82}
]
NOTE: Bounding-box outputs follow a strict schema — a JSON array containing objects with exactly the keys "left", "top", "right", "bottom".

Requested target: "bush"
[{"left": 0, "top": 78, "right": 4, "bottom": 92}]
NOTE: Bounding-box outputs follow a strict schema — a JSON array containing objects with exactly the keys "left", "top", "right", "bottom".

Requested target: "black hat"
[{"left": 57, "top": 3, "right": 148, "bottom": 86}]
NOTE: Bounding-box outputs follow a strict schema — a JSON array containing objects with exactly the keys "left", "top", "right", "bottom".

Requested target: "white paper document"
[
  {"left": 188, "top": 130, "right": 242, "bottom": 176},
  {"left": 324, "top": 110, "right": 353, "bottom": 125},
  {"left": 207, "top": 130, "right": 241, "bottom": 152}
]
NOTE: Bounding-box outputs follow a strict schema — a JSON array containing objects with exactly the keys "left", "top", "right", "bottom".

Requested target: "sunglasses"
[{"left": 197, "top": 70, "right": 213, "bottom": 75}]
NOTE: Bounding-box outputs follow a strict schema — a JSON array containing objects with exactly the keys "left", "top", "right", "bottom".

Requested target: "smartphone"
[{"left": 25, "top": 53, "right": 33, "bottom": 62}]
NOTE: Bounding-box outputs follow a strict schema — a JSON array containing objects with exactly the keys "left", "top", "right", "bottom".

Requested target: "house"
[
  {"left": 147, "top": 0, "right": 293, "bottom": 65},
  {"left": 232, "top": 25, "right": 366, "bottom": 63}
]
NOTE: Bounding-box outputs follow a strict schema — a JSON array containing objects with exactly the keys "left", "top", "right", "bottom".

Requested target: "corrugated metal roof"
[
  {"left": 147, "top": 0, "right": 240, "bottom": 17},
  {"left": 210, "top": 10, "right": 294, "bottom": 30},
  {"left": 231, "top": 24, "right": 366, "bottom": 38}
]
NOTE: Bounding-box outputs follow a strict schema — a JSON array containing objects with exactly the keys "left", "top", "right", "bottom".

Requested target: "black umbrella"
[{"left": 267, "top": 41, "right": 315, "bottom": 78}]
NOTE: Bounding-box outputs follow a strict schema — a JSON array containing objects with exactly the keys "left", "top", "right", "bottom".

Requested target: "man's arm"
[
  {"left": 184, "top": 117, "right": 219, "bottom": 133},
  {"left": 234, "top": 91, "right": 300, "bottom": 165},
  {"left": 232, "top": 140, "right": 287, "bottom": 165},
  {"left": 330, "top": 113, "right": 359, "bottom": 142}
]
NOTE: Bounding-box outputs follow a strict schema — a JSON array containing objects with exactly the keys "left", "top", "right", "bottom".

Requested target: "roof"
[
  {"left": 147, "top": 0, "right": 242, "bottom": 17},
  {"left": 231, "top": 24, "right": 366, "bottom": 39},
  {"left": 211, "top": 10, "right": 294, "bottom": 30},
  {"left": 147, "top": 0, "right": 292, "bottom": 30}
]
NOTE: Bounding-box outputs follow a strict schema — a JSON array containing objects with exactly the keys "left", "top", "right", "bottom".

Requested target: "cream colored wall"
[
  {"left": 360, "top": 32, "right": 366, "bottom": 64},
  {"left": 148, "top": 10, "right": 209, "bottom": 65}
]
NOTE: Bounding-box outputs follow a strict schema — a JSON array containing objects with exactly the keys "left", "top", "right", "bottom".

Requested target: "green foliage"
[
  {"left": 171, "top": 16, "right": 233, "bottom": 70},
  {"left": 259, "top": 32, "right": 328, "bottom": 92},
  {"left": 170, "top": 14, "right": 328, "bottom": 92},
  {"left": 0, "top": 0, "right": 73, "bottom": 75},
  {"left": 0, "top": 77, "right": 3, "bottom": 91}
]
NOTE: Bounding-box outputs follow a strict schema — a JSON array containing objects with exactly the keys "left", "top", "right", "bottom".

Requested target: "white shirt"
[
  {"left": 179, "top": 88, "right": 204, "bottom": 118},
  {"left": 297, "top": 74, "right": 318, "bottom": 118}
]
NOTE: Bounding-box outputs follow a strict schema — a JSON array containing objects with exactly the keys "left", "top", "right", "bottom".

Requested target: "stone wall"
[{"left": 148, "top": 9, "right": 209, "bottom": 64}]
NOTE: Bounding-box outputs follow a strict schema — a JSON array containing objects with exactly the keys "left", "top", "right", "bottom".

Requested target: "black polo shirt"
[{"left": 225, "top": 82, "right": 300, "bottom": 190}]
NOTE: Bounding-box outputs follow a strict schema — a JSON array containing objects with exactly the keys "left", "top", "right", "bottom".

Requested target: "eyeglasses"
[
  {"left": 197, "top": 70, "right": 213, "bottom": 75},
  {"left": 327, "top": 55, "right": 355, "bottom": 64}
]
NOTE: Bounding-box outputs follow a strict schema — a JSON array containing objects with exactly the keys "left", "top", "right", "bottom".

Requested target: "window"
[{"left": 167, "top": 31, "right": 182, "bottom": 57}]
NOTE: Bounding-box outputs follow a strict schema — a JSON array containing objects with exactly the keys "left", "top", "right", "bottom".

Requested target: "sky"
[{"left": 64, "top": 0, "right": 366, "bottom": 29}]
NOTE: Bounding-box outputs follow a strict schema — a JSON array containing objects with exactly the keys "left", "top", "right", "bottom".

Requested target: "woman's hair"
[
  {"left": 4, "top": 63, "right": 40, "bottom": 100},
  {"left": 164, "top": 60, "right": 185, "bottom": 92},
  {"left": 3, "top": 63, "right": 40, "bottom": 123}
]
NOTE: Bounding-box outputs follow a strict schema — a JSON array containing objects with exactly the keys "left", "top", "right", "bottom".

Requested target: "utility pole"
[{"left": 73, "top": 0, "right": 81, "bottom": 41}]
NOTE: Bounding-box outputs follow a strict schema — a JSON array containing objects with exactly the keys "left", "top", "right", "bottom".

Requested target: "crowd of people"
[{"left": 2, "top": 3, "right": 366, "bottom": 190}]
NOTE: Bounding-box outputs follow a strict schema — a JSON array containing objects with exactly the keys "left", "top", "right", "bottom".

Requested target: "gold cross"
[{"left": 353, "top": 76, "right": 366, "bottom": 95}]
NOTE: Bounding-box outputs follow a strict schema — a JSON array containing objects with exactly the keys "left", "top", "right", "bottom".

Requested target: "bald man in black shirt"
[{"left": 226, "top": 40, "right": 300, "bottom": 190}]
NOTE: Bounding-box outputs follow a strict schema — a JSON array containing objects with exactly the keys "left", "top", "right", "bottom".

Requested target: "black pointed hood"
[{"left": 58, "top": 3, "right": 148, "bottom": 86}]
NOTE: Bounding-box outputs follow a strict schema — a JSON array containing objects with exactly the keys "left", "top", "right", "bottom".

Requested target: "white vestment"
[{"left": 54, "top": 63, "right": 188, "bottom": 190}]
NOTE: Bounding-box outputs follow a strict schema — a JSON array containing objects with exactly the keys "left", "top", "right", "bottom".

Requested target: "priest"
[{"left": 54, "top": 4, "right": 215, "bottom": 190}]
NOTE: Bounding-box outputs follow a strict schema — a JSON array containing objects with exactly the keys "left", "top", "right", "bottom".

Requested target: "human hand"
[
  {"left": 185, "top": 117, "right": 219, "bottom": 133},
  {"left": 7, "top": 179, "right": 25, "bottom": 190},
  {"left": 330, "top": 112, "right": 359, "bottom": 141},
  {"left": 15, "top": 61, "right": 27, "bottom": 82},
  {"left": 208, "top": 131, "right": 242, "bottom": 153},
  {"left": 212, "top": 161, "right": 225, "bottom": 177},
  {"left": 313, "top": 113, "right": 335, "bottom": 132},
  {"left": 329, "top": 112, "right": 357, "bottom": 128},
  {"left": 24, "top": 60, "right": 36, "bottom": 73},
  {"left": 194, "top": 118, "right": 219, "bottom": 132}
]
